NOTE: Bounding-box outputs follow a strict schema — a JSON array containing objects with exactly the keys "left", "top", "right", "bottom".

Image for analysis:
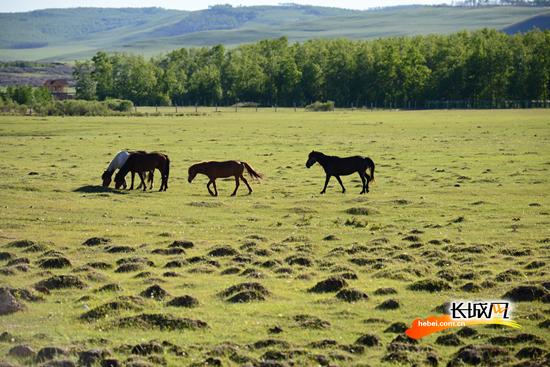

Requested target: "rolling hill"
[{"left": 0, "top": 4, "right": 549, "bottom": 61}]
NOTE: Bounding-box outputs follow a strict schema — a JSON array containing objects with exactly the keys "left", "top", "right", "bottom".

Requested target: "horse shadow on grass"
[{"left": 73, "top": 185, "right": 128, "bottom": 195}]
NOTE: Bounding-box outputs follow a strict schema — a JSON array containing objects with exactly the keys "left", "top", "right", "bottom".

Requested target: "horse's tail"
[
  {"left": 242, "top": 162, "right": 263, "bottom": 180},
  {"left": 365, "top": 157, "right": 375, "bottom": 182}
]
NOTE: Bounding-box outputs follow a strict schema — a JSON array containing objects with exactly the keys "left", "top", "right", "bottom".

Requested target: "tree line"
[
  {"left": 455, "top": 1, "right": 550, "bottom": 6},
  {"left": 73, "top": 29, "right": 550, "bottom": 108}
]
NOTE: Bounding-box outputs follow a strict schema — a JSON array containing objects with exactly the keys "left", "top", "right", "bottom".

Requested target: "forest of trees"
[{"left": 73, "top": 29, "right": 550, "bottom": 108}]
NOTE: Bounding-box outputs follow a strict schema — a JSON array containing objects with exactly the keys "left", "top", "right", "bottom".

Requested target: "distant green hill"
[{"left": 0, "top": 4, "right": 548, "bottom": 61}]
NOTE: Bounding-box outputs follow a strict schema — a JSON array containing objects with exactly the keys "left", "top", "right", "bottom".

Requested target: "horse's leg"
[
  {"left": 149, "top": 170, "right": 154, "bottom": 190},
  {"left": 137, "top": 172, "right": 145, "bottom": 190},
  {"left": 231, "top": 175, "right": 240, "bottom": 196},
  {"left": 335, "top": 175, "right": 346, "bottom": 193},
  {"left": 321, "top": 174, "right": 331, "bottom": 194},
  {"left": 206, "top": 180, "right": 215, "bottom": 196},
  {"left": 365, "top": 175, "right": 370, "bottom": 193},
  {"left": 212, "top": 179, "right": 218, "bottom": 196},
  {"left": 358, "top": 172, "right": 366, "bottom": 194},
  {"left": 139, "top": 172, "right": 146, "bottom": 191},
  {"left": 130, "top": 171, "right": 135, "bottom": 190},
  {"left": 241, "top": 175, "right": 252, "bottom": 195},
  {"left": 158, "top": 169, "right": 165, "bottom": 192}
]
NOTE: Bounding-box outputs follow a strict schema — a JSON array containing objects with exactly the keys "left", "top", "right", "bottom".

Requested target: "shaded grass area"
[{"left": 0, "top": 110, "right": 549, "bottom": 366}]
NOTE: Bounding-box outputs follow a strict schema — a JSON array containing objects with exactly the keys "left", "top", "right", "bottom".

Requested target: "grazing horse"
[
  {"left": 306, "top": 151, "right": 375, "bottom": 194},
  {"left": 101, "top": 150, "right": 154, "bottom": 189},
  {"left": 114, "top": 152, "right": 170, "bottom": 191},
  {"left": 188, "top": 161, "right": 262, "bottom": 196}
]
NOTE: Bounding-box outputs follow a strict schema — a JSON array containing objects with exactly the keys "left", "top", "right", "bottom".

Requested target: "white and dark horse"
[{"left": 101, "top": 150, "right": 153, "bottom": 189}]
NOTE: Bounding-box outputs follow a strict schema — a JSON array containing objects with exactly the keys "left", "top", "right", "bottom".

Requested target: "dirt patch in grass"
[
  {"left": 354, "top": 334, "right": 380, "bottom": 347},
  {"left": 86, "top": 261, "right": 113, "bottom": 270},
  {"left": 345, "top": 207, "right": 378, "bottom": 215},
  {"left": 218, "top": 282, "right": 270, "bottom": 303},
  {"left": 227, "top": 291, "right": 267, "bottom": 303},
  {"left": 435, "top": 333, "right": 462, "bottom": 346},
  {"left": 282, "top": 235, "right": 310, "bottom": 243},
  {"left": 293, "top": 314, "right": 330, "bottom": 329},
  {"left": 139, "top": 285, "right": 169, "bottom": 301},
  {"left": 502, "top": 285, "right": 549, "bottom": 302},
  {"left": 488, "top": 333, "right": 545, "bottom": 346},
  {"left": 115, "top": 263, "right": 144, "bottom": 273},
  {"left": 116, "top": 313, "right": 208, "bottom": 330},
  {"left": 220, "top": 267, "right": 241, "bottom": 275},
  {"left": 408, "top": 279, "right": 452, "bottom": 292},
  {"left": 80, "top": 299, "right": 142, "bottom": 321},
  {"left": 385, "top": 322, "right": 408, "bottom": 333},
  {"left": 449, "top": 344, "right": 510, "bottom": 366},
  {"left": 38, "top": 257, "right": 72, "bottom": 269},
  {"left": 285, "top": 255, "right": 312, "bottom": 267},
  {"left": 0, "top": 252, "right": 15, "bottom": 261},
  {"left": 36, "top": 346, "right": 67, "bottom": 362},
  {"left": 335, "top": 288, "right": 368, "bottom": 302},
  {"left": 35, "top": 275, "right": 87, "bottom": 291},
  {"left": 376, "top": 299, "right": 400, "bottom": 310},
  {"left": 0, "top": 287, "right": 25, "bottom": 315},
  {"left": 308, "top": 276, "right": 347, "bottom": 293},
  {"left": 131, "top": 342, "right": 163, "bottom": 355},
  {"left": 96, "top": 283, "right": 122, "bottom": 292},
  {"left": 374, "top": 287, "right": 397, "bottom": 295},
  {"left": 188, "top": 201, "right": 223, "bottom": 208},
  {"left": 208, "top": 245, "right": 238, "bottom": 257},
  {"left": 169, "top": 240, "right": 194, "bottom": 249},
  {"left": 152, "top": 247, "right": 185, "bottom": 255},
  {"left": 82, "top": 237, "right": 110, "bottom": 246},
  {"left": 166, "top": 295, "right": 199, "bottom": 308}
]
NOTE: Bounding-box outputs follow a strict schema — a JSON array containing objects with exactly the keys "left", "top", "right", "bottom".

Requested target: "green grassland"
[
  {"left": 0, "top": 110, "right": 549, "bottom": 366},
  {"left": 1, "top": 5, "right": 548, "bottom": 61}
]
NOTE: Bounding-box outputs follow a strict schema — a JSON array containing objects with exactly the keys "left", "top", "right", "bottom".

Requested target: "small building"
[{"left": 43, "top": 79, "right": 74, "bottom": 100}]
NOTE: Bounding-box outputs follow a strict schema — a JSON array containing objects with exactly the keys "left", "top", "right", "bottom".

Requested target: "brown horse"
[
  {"left": 115, "top": 152, "right": 170, "bottom": 191},
  {"left": 188, "top": 161, "right": 262, "bottom": 196}
]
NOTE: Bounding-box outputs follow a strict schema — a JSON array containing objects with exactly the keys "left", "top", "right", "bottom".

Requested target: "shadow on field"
[{"left": 73, "top": 185, "right": 128, "bottom": 194}]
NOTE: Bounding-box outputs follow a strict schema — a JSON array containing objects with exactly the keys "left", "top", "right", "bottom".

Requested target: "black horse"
[{"left": 306, "top": 151, "right": 375, "bottom": 194}]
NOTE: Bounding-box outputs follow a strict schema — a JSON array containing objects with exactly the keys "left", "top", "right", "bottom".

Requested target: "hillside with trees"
[
  {"left": 69, "top": 29, "right": 549, "bottom": 108},
  {"left": 0, "top": 4, "right": 548, "bottom": 61}
]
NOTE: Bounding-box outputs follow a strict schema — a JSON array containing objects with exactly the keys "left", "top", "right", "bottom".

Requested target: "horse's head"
[
  {"left": 101, "top": 170, "right": 112, "bottom": 187},
  {"left": 188, "top": 165, "right": 197, "bottom": 183},
  {"left": 306, "top": 151, "right": 320, "bottom": 168},
  {"left": 114, "top": 171, "right": 126, "bottom": 189}
]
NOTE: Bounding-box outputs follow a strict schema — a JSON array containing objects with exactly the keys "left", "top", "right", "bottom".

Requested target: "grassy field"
[{"left": 0, "top": 110, "right": 549, "bottom": 366}]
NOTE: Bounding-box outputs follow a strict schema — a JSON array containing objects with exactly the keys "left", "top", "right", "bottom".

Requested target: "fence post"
[
  {"left": 294, "top": 102, "right": 296, "bottom": 112},
  {"left": 195, "top": 104, "right": 198, "bottom": 113},
  {"left": 275, "top": 104, "right": 277, "bottom": 112}
]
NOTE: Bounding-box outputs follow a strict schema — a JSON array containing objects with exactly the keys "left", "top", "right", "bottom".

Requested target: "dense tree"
[
  {"left": 75, "top": 29, "right": 549, "bottom": 108},
  {"left": 73, "top": 60, "right": 96, "bottom": 100},
  {"left": 91, "top": 51, "right": 113, "bottom": 100}
]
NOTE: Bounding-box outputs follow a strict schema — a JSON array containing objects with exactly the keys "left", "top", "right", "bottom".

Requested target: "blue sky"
[{"left": 1, "top": 1, "right": 448, "bottom": 12}]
